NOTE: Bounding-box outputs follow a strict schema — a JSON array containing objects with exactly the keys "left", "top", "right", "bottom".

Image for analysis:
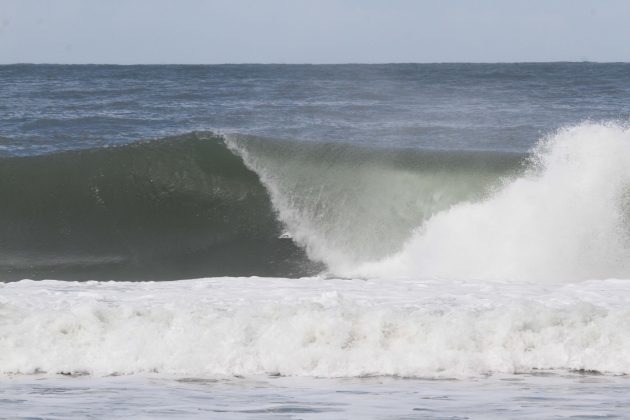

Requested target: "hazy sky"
[{"left": 1, "top": 0, "right": 629, "bottom": 64}]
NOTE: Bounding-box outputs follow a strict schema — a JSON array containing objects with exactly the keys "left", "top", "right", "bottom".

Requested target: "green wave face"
[{"left": 0, "top": 132, "right": 320, "bottom": 281}]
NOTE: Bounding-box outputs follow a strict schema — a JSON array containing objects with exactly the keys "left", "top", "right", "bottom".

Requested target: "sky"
[{"left": 1, "top": 0, "right": 629, "bottom": 64}]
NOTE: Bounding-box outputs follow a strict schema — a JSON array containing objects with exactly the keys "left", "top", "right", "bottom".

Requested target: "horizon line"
[{"left": 2, "top": 60, "right": 629, "bottom": 66}]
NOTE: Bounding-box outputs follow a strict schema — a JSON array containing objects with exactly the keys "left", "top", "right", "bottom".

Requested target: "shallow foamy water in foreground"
[
  {"left": 4, "top": 277, "right": 630, "bottom": 378},
  {"left": 3, "top": 373, "right": 630, "bottom": 419}
]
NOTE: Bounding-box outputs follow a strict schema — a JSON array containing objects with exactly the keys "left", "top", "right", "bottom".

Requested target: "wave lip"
[
  {"left": 226, "top": 134, "right": 522, "bottom": 273},
  {"left": 3, "top": 277, "right": 630, "bottom": 378}
]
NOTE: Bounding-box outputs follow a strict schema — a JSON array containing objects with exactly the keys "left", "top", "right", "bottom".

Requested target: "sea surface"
[{"left": 2, "top": 63, "right": 630, "bottom": 418}]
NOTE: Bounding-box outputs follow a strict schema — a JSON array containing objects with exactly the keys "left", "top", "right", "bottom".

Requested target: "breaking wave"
[
  {"left": 0, "top": 131, "right": 519, "bottom": 281},
  {"left": 1, "top": 122, "right": 630, "bottom": 282},
  {"left": 350, "top": 123, "right": 630, "bottom": 282}
]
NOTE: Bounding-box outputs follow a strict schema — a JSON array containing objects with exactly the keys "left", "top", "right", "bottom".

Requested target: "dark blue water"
[{"left": 2, "top": 63, "right": 630, "bottom": 156}]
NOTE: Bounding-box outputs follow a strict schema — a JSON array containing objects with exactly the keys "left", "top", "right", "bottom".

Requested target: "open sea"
[{"left": 2, "top": 63, "right": 630, "bottom": 418}]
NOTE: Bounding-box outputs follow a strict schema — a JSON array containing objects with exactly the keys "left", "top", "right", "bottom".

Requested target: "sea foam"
[{"left": 2, "top": 277, "right": 630, "bottom": 378}]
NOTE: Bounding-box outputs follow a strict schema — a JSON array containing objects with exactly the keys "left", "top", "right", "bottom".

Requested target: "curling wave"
[
  {"left": 225, "top": 134, "right": 521, "bottom": 271},
  {"left": 2, "top": 123, "right": 630, "bottom": 282},
  {"left": 0, "top": 131, "right": 519, "bottom": 281}
]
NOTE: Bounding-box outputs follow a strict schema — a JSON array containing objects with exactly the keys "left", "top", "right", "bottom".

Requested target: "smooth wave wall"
[{"left": 0, "top": 133, "right": 319, "bottom": 281}]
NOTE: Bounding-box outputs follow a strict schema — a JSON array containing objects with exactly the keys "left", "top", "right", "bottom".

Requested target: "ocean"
[{"left": 2, "top": 63, "right": 630, "bottom": 418}]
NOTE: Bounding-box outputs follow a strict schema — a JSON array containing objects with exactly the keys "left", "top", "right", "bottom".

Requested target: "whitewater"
[
  {"left": 4, "top": 276, "right": 630, "bottom": 378},
  {"left": 349, "top": 123, "right": 630, "bottom": 281}
]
